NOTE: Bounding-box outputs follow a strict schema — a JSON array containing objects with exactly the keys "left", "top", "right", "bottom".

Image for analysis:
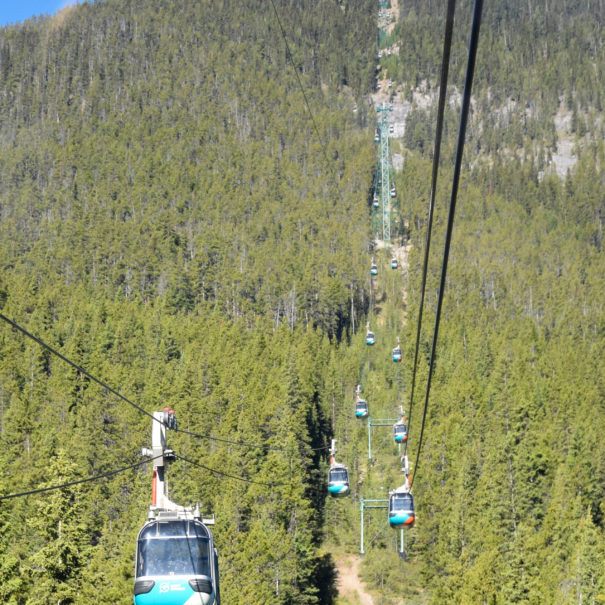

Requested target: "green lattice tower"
[{"left": 376, "top": 104, "right": 392, "bottom": 243}]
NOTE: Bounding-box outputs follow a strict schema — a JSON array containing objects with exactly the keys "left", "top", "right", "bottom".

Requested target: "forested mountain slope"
[
  {"left": 399, "top": 158, "right": 605, "bottom": 603},
  {"left": 0, "top": 0, "right": 377, "bottom": 337},
  {"left": 0, "top": 0, "right": 378, "bottom": 603},
  {"left": 1, "top": 0, "right": 604, "bottom": 603},
  {"left": 391, "top": 0, "right": 605, "bottom": 168}
]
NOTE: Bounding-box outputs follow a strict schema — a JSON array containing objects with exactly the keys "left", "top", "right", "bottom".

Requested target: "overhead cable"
[
  {"left": 406, "top": 0, "right": 456, "bottom": 456},
  {"left": 175, "top": 453, "right": 287, "bottom": 487},
  {"left": 0, "top": 313, "right": 321, "bottom": 453},
  {"left": 411, "top": 0, "right": 483, "bottom": 488},
  {"left": 0, "top": 454, "right": 163, "bottom": 502},
  {"left": 175, "top": 426, "right": 287, "bottom": 451},
  {"left": 0, "top": 311, "right": 157, "bottom": 422},
  {"left": 268, "top": 0, "right": 331, "bottom": 166},
  {"left": 177, "top": 426, "right": 330, "bottom": 453}
]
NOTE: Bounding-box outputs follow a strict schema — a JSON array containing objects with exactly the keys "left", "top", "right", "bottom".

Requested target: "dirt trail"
[
  {"left": 388, "top": 0, "right": 400, "bottom": 33},
  {"left": 336, "top": 556, "right": 374, "bottom": 605}
]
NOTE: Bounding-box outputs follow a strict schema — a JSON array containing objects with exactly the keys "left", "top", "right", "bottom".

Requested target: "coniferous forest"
[{"left": 0, "top": 0, "right": 604, "bottom": 603}]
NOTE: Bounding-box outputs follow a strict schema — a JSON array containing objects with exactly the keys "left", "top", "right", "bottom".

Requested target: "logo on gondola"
[{"left": 159, "top": 583, "right": 169, "bottom": 593}]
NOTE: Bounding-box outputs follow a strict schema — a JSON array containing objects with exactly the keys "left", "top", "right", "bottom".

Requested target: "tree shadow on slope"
[{"left": 313, "top": 552, "right": 339, "bottom": 604}]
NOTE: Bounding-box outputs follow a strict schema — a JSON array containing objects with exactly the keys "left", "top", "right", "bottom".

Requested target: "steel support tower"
[{"left": 375, "top": 103, "right": 393, "bottom": 244}]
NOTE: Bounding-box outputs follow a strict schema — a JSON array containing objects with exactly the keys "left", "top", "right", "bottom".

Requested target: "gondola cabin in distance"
[
  {"left": 355, "top": 397, "right": 369, "bottom": 418},
  {"left": 393, "top": 406, "right": 407, "bottom": 442},
  {"left": 327, "top": 440, "right": 350, "bottom": 497},
  {"left": 389, "top": 488, "right": 415, "bottom": 529},
  {"left": 392, "top": 336, "right": 402, "bottom": 362},
  {"left": 354, "top": 385, "right": 368, "bottom": 418},
  {"left": 393, "top": 420, "right": 407, "bottom": 443},
  {"left": 328, "top": 465, "right": 350, "bottom": 496}
]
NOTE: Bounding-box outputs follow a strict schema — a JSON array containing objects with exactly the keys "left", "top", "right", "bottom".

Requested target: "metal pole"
[
  {"left": 381, "top": 109, "right": 390, "bottom": 244},
  {"left": 360, "top": 498, "right": 365, "bottom": 554}
]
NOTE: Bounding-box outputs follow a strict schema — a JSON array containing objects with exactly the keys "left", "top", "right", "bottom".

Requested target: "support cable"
[
  {"left": 268, "top": 0, "right": 330, "bottom": 166},
  {"left": 0, "top": 448, "right": 290, "bottom": 502},
  {"left": 0, "top": 313, "right": 328, "bottom": 453},
  {"left": 0, "top": 311, "right": 156, "bottom": 421},
  {"left": 179, "top": 427, "right": 330, "bottom": 453},
  {"left": 175, "top": 453, "right": 287, "bottom": 487},
  {"left": 405, "top": 0, "right": 456, "bottom": 457},
  {"left": 0, "top": 454, "right": 164, "bottom": 502},
  {"left": 411, "top": 0, "right": 483, "bottom": 488}
]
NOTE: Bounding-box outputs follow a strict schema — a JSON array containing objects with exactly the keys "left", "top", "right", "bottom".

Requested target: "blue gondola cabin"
[
  {"left": 393, "top": 421, "right": 407, "bottom": 443},
  {"left": 355, "top": 399, "right": 369, "bottom": 418},
  {"left": 388, "top": 491, "right": 415, "bottom": 529},
  {"left": 134, "top": 514, "right": 220, "bottom": 605},
  {"left": 328, "top": 465, "right": 350, "bottom": 497}
]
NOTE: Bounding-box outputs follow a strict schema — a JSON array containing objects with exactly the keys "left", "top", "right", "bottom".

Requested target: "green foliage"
[
  {"left": 0, "top": 0, "right": 604, "bottom": 604},
  {"left": 0, "top": 0, "right": 377, "bottom": 338}
]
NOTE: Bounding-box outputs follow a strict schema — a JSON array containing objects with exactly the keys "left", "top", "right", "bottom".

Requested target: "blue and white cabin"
[
  {"left": 393, "top": 421, "right": 407, "bottom": 443},
  {"left": 134, "top": 512, "right": 220, "bottom": 605},
  {"left": 328, "top": 464, "right": 350, "bottom": 497},
  {"left": 355, "top": 398, "right": 369, "bottom": 418},
  {"left": 388, "top": 490, "right": 415, "bottom": 529}
]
